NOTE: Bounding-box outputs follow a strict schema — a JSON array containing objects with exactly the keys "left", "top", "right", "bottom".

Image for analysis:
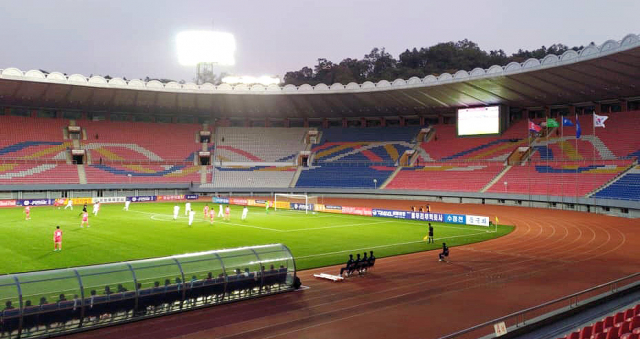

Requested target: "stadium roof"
[{"left": 0, "top": 33, "right": 639, "bottom": 118}]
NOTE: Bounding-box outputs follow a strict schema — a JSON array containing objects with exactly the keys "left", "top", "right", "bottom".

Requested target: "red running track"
[{"left": 65, "top": 199, "right": 640, "bottom": 339}]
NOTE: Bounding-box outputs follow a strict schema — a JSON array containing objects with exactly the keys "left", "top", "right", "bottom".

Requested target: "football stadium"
[{"left": 1, "top": 4, "right": 640, "bottom": 339}]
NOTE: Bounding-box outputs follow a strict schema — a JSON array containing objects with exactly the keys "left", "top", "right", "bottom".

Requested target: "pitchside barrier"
[
  {"left": 0, "top": 195, "right": 200, "bottom": 207},
  {"left": 211, "top": 197, "right": 492, "bottom": 227}
]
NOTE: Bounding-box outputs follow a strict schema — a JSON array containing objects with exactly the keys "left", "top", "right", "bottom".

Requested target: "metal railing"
[{"left": 436, "top": 272, "right": 640, "bottom": 339}]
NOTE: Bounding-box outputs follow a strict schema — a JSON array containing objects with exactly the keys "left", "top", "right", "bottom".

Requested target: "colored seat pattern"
[
  {"left": 85, "top": 163, "right": 206, "bottom": 184},
  {"left": 214, "top": 127, "right": 308, "bottom": 162},
  {"left": 208, "top": 166, "right": 297, "bottom": 188},
  {"left": 385, "top": 163, "right": 505, "bottom": 192},
  {"left": 0, "top": 163, "right": 79, "bottom": 184},
  {"left": 593, "top": 166, "right": 640, "bottom": 201},
  {"left": 557, "top": 303, "right": 640, "bottom": 339}
]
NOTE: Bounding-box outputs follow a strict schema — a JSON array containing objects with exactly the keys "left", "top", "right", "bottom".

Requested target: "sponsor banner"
[
  {"left": 71, "top": 198, "right": 94, "bottom": 205},
  {"left": 443, "top": 214, "right": 466, "bottom": 225},
  {"left": 127, "top": 196, "right": 157, "bottom": 202},
  {"left": 213, "top": 197, "right": 229, "bottom": 204},
  {"left": 229, "top": 198, "right": 248, "bottom": 205},
  {"left": 0, "top": 200, "right": 17, "bottom": 207},
  {"left": 290, "top": 202, "right": 314, "bottom": 211},
  {"left": 92, "top": 197, "right": 127, "bottom": 204},
  {"left": 186, "top": 194, "right": 199, "bottom": 200},
  {"left": 158, "top": 195, "right": 185, "bottom": 201},
  {"left": 342, "top": 206, "right": 373, "bottom": 216},
  {"left": 372, "top": 209, "right": 409, "bottom": 219},
  {"left": 315, "top": 204, "right": 343, "bottom": 214},
  {"left": 466, "top": 215, "right": 490, "bottom": 227},
  {"left": 18, "top": 199, "right": 54, "bottom": 206},
  {"left": 274, "top": 201, "right": 290, "bottom": 210},
  {"left": 408, "top": 212, "right": 444, "bottom": 222}
]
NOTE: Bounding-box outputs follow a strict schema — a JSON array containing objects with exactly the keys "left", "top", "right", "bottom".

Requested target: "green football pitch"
[{"left": 0, "top": 202, "right": 513, "bottom": 274}]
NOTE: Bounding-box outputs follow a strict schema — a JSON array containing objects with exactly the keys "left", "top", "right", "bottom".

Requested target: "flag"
[
  {"left": 495, "top": 216, "right": 499, "bottom": 224},
  {"left": 528, "top": 120, "right": 542, "bottom": 132},
  {"left": 546, "top": 118, "right": 559, "bottom": 128},
  {"left": 562, "top": 117, "right": 573, "bottom": 126},
  {"left": 594, "top": 113, "right": 608, "bottom": 128},
  {"left": 576, "top": 116, "right": 581, "bottom": 139}
]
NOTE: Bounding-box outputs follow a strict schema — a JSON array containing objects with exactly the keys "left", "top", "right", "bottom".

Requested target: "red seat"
[
  {"left": 594, "top": 333, "right": 607, "bottom": 339},
  {"left": 567, "top": 332, "right": 579, "bottom": 339},
  {"left": 616, "top": 312, "right": 627, "bottom": 327},
  {"left": 631, "top": 316, "right": 640, "bottom": 334},
  {"left": 606, "top": 329, "right": 620, "bottom": 339},
  {"left": 594, "top": 321, "right": 606, "bottom": 334},
  {"left": 619, "top": 322, "right": 631, "bottom": 336},
  {"left": 580, "top": 326, "right": 593, "bottom": 339},
  {"left": 634, "top": 305, "right": 640, "bottom": 317},
  {"left": 605, "top": 316, "right": 616, "bottom": 332},
  {"left": 625, "top": 309, "right": 636, "bottom": 322}
]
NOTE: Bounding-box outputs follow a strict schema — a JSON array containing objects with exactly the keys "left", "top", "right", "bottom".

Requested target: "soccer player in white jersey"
[
  {"left": 241, "top": 205, "right": 248, "bottom": 220},
  {"left": 185, "top": 202, "right": 192, "bottom": 216},
  {"left": 123, "top": 200, "right": 131, "bottom": 211},
  {"left": 217, "top": 204, "right": 224, "bottom": 218},
  {"left": 92, "top": 202, "right": 100, "bottom": 216},
  {"left": 188, "top": 210, "right": 195, "bottom": 226},
  {"left": 64, "top": 199, "right": 73, "bottom": 210},
  {"left": 173, "top": 204, "right": 180, "bottom": 220}
]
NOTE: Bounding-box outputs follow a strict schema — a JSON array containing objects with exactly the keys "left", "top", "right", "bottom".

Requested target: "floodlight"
[{"left": 176, "top": 31, "right": 236, "bottom": 66}]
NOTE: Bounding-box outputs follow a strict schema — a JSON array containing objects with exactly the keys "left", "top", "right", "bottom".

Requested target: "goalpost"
[{"left": 274, "top": 194, "right": 317, "bottom": 214}]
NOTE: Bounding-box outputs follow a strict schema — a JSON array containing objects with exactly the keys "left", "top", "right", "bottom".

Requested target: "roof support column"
[
  {"left": 380, "top": 117, "right": 386, "bottom": 127},
  {"left": 303, "top": 118, "right": 309, "bottom": 128},
  {"left": 322, "top": 118, "right": 328, "bottom": 128},
  {"left": 569, "top": 105, "right": 576, "bottom": 116},
  {"left": 544, "top": 107, "right": 550, "bottom": 118},
  {"left": 620, "top": 99, "right": 628, "bottom": 112},
  {"left": 420, "top": 116, "right": 425, "bottom": 126},
  {"left": 342, "top": 118, "right": 347, "bottom": 127},
  {"left": 399, "top": 117, "right": 405, "bottom": 127},
  {"left": 360, "top": 117, "right": 366, "bottom": 127},
  {"left": 284, "top": 118, "right": 290, "bottom": 128},
  {"left": 437, "top": 115, "right": 443, "bottom": 124},
  {"left": 31, "top": 109, "right": 38, "bottom": 118},
  {"left": 265, "top": 118, "right": 270, "bottom": 127},
  {"left": 594, "top": 103, "right": 602, "bottom": 114}
]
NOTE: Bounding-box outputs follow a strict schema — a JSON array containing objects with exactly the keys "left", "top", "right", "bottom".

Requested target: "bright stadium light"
[
  {"left": 222, "top": 75, "right": 281, "bottom": 86},
  {"left": 176, "top": 31, "right": 236, "bottom": 66}
]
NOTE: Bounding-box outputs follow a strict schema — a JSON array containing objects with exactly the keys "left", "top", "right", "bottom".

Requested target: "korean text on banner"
[
  {"left": 466, "top": 215, "right": 490, "bottom": 227},
  {"left": 0, "top": 200, "right": 18, "bottom": 207},
  {"left": 342, "top": 206, "right": 373, "bottom": 216}
]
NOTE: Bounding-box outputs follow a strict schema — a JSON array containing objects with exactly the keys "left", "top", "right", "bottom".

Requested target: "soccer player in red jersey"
[
  {"left": 53, "top": 226, "right": 62, "bottom": 251},
  {"left": 81, "top": 212, "right": 89, "bottom": 228},
  {"left": 225, "top": 206, "right": 230, "bottom": 221},
  {"left": 24, "top": 206, "right": 31, "bottom": 220},
  {"left": 209, "top": 209, "right": 215, "bottom": 224},
  {"left": 203, "top": 204, "right": 210, "bottom": 220}
]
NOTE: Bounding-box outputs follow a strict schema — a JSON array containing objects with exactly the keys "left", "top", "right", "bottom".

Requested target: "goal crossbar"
[{"left": 274, "top": 194, "right": 313, "bottom": 214}]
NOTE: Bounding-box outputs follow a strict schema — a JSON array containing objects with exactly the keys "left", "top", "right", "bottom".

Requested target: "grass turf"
[{"left": 0, "top": 202, "right": 513, "bottom": 274}]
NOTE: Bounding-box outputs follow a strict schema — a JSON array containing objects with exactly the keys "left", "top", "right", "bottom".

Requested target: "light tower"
[{"left": 177, "top": 31, "right": 236, "bottom": 85}]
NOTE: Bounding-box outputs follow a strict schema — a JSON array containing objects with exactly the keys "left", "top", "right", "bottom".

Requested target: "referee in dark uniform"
[{"left": 428, "top": 223, "right": 434, "bottom": 243}]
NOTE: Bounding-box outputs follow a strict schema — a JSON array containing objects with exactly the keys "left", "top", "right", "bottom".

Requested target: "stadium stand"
[
  {"left": 0, "top": 116, "right": 70, "bottom": 160},
  {"left": 214, "top": 127, "right": 308, "bottom": 163},
  {"left": 208, "top": 166, "right": 297, "bottom": 188},
  {"left": 385, "top": 162, "right": 505, "bottom": 192},
  {"left": 419, "top": 120, "right": 528, "bottom": 162},
  {"left": 556, "top": 303, "right": 640, "bottom": 339},
  {"left": 592, "top": 166, "right": 640, "bottom": 201},
  {"left": 81, "top": 120, "right": 203, "bottom": 161},
  {"left": 313, "top": 127, "right": 418, "bottom": 164},
  {"left": 0, "top": 162, "right": 79, "bottom": 184},
  {"left": 296, "top": 163, "right": 395, "bottom": 188},
  {"left": 295, "top": 127, "right": 418, "bottom": 188},
  {"left": 85, "top": 163, "right": 205, "bottom": 184},
  {"left": 485, "top": 160, "right": 633, "bottom": 196}
]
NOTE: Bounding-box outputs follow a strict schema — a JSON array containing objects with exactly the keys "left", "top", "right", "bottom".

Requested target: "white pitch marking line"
[{"left": 295, "top": 231, "right": 488, "bottom": 259}]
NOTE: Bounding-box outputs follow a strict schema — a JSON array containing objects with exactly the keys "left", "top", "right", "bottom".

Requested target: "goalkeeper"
[{"left": 265, "top": 201, "right": 270, "bottom": 214}]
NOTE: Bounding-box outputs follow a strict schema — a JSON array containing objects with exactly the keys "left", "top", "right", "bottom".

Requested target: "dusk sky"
[{"left": 1, "top": 0, "right": 638, "bottom": 83}]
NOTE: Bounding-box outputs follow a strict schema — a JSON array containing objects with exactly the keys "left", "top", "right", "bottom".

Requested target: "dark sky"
[{"left": 1, "top": 0, "right": 638, "bottom": 83}]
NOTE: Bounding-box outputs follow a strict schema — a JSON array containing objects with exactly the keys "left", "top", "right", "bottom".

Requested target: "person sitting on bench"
[
  {"left": 348, "top": 254, "right": 362, "bottom": 276},
  {"left": 358, "top": 252, "right": 368, "bottom": 274},
  {"left": 367, "top": 251, "right": 376, "bottom": 269},
  {"left": 339, "top": 254, "right": 354, "bottom": 276}
]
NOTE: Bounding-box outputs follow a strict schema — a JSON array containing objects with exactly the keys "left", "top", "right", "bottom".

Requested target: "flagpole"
[
  {"left": 575, "top": 114, "right": 579, "bottom": 203},
  {"left": 546, "top": 120, "right": 550, "bottom": 200}
]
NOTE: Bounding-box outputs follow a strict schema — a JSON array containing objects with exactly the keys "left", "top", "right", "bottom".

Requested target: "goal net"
[{"left": 274, "top": 194, "right": 318, "bottom": 214}]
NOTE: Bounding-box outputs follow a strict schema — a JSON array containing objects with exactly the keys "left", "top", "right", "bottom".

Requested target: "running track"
[{"left": 66, "top": 199, "right": 640, "bottom": 339}]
